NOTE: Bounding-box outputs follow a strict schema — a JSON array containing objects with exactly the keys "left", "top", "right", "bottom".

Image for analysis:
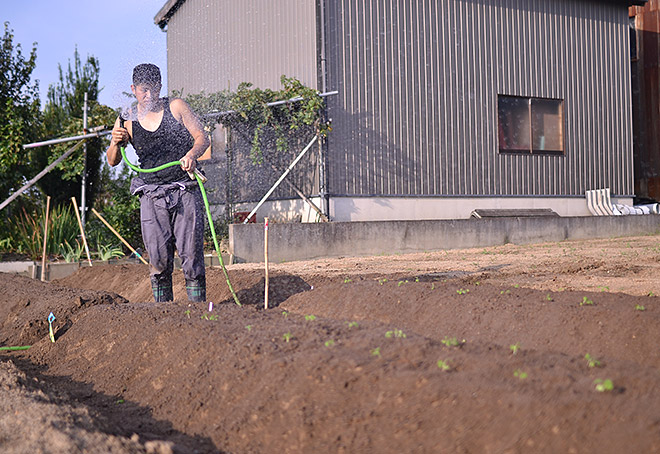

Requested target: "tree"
[
  {"left": 35, "top": 47, "right": 116, "bottom": 208},
  {"left": 0, "top": 21, "right": 42, "bottom": 207}
]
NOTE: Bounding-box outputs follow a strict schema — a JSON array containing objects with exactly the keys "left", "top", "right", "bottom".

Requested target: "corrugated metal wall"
[
  {"left": 166, "top": 0, "right": 317, "bottom": 93},
  {"left": 324, "top": 0, "right": 635, "bottom": 197}
]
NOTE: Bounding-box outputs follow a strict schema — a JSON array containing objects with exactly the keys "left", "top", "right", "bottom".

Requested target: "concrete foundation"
[{"left": 229, "top": 215, "right": 660, "bottom": 263}]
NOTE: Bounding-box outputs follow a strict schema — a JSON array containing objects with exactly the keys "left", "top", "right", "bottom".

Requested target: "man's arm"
[
  {"left": 170, "top": 98, "right": 210, "bottom": 173},
  {"left": 106, "top": 117, "right": 130, "bottom": 167}
]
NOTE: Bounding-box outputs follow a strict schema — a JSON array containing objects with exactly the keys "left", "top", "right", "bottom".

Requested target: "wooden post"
[
  {"left": 264, "top": 217, "right": 269, "bottom": 310},
  {"left": 40, "top": 196, "right": 51, "bottom": 281},
  {"left": 71, "top": 197, "right": 93, "bottom": 266},
  {"left": 91, "top": 208, "right": 149, "bottom": 265}
]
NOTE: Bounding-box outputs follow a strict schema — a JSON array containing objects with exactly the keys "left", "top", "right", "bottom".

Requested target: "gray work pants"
[{"left": 135, "top": 179, "right": 206, "bottom": 301}]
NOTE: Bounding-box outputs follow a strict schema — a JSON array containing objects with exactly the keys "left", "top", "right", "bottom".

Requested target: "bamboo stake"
[
  {"left": 91, "top": 208, "right": 149, "bottom": 265},
  {"left": 264, "top": 217, "right": 269, "bottom": 310},
  {"left": 71, "top": 197, "right": 93, "bottom": 266},
  {"left": 40, "top": 196, "right": 51, "bottom": 281}
]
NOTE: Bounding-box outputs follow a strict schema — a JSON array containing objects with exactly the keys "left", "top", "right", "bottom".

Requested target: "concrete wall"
[{"left": 229, "top": 215, "right": 660, "bottom": 263}]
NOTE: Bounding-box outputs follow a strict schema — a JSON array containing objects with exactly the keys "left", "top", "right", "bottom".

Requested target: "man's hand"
[
  {"left": 111, "top": 126, "right": 129, "bottom": 148},
  {"left": 180, "top": 154, "right": 197, "bottom": 173}
]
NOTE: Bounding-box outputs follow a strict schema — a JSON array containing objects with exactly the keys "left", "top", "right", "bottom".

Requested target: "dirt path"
[{"left": 1, "top": 234, "right": 660, "bottom": 453}]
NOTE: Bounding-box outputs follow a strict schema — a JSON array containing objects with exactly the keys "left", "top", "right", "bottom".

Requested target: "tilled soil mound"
[{"left": 2, "top": 236, "right": 660, "bottom": 453}]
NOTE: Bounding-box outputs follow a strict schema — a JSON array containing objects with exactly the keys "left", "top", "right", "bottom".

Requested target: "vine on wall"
[{"left": 174, "top": 75, "right": 331, "bottom": 163}]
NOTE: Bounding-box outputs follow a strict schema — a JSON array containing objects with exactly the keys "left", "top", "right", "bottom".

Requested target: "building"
[{"left": 155, "top": 0, "right": 646, "bottom": 222}]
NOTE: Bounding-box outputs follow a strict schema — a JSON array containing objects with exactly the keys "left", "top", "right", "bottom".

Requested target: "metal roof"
[{"left": 154, "top": 0, "right": 648, "bottom": 29}]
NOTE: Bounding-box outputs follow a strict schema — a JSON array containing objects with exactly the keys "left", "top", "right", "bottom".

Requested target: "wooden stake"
[
  {"left": 71, "top": 197, "right": 93, "bottom": 266},
  {"left": 264, "top": 217, "right": 269, "bottom": 310},
  {"left": 91, "top": 208, "right": 149, "bottom": 265},
  {"left": 40, "top": 196, "right": 51, "bottom": 281}
]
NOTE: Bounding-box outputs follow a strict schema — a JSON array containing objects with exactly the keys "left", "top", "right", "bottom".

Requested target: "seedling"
[
  {"left": 599, "top": 286, "right": 610, "bottom": 292},
  {"left": 545, "top": 294, "right": 553, "bottom": 302},
  {"left": 510, "top": 343, "right": 521, "bottom": 355},
  {"left": 282, "top": 332, "right": 293, "bottom": 343},
  {"left": 397, "top": 280, "right": 408, "bottom": 287},
  {"left": 378, "top": 278, "right": 388, "bottom": 285},
  {"left": 305, "top": 314, "right": 317, "bottom": 321},
  {"left": 580, "top": 296, "right": 594, "bottom": 306},
  {"left": 437, "top": 359, "right": 451, "bottom": 371},
  {"left": 648, "top": 291, "right": 655, "bottom": 297},
  {"left": 431, "top": 283, "right": 436, "bottom": 290},
  {"left": 513, "top": 284, "right": 520, "bottom": 288},
  {"left": 371, "top": 347, "right": 381, "bottom": 357},
  {"left": 456, "top": 288, "right": 469, "bottom": 295},
  {"left": 343, "top": 277, "right": 352, "bottom": 284},
  {"left": 324, "top": 339, "right": 336, "bottom": 347},
  {"left": 346, "top": 321, "right": 359, "bottom": 328},
  {"left": 246, "top": 325, "right": 253, "bottom": 331},
  {"left": 385, "top": 329, "right": 407, "bottom": 338},
  {"left": 514, "top": 369, "right": 528, "bottom": 380},
  {"left": 635, "top": 305, "right": 646, "bottom": 311},
  {"left": 500, "top": 289, "right": 511, "bottom": 295},
  {"left": 584, "top": 353, "right": 601, "bottom": 368},
  {"left": 441, "top": 336, "right": 464, "bottom": 347},
  {"left": 184, "top": 310, "right": 191, "bottom": 319},
  {"left": 415, "top": 277, "right": 420, "bottom": 282},
  {"left": 201, "top": 313, "right": 218, "bottom": 321},
  {"left": 475, "top": 281, "right": 481, "bottom": 286},
  {"left": 281, "top": 310, "right": 289, "bottom": 318},
  {"left": 116, "top": 399, "right": 125, "bottom": 404},
  {"left": 594, "top": 378, "right": 614, "bottom": 392}
]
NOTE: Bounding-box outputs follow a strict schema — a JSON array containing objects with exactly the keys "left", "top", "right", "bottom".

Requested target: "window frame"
[{"left": 497, "top": 94, "right": 565, "bottom": 156}]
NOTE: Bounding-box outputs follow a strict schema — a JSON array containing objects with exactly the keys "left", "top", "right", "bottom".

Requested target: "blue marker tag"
[{"left": 48, "top": 312, "right": 55, "bottom": 343}]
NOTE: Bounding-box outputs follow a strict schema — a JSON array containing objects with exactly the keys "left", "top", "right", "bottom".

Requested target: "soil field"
[{"left": 2, "top": 234, "right": 660, "bottom": 453}]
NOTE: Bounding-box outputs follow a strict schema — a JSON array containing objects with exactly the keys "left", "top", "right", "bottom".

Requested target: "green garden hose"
[
  {"left": 120, "top": 146, "right": 241, "bottom": 306},
  {"left": 0, "top": 346, "right": 31, "bottom": 351}
]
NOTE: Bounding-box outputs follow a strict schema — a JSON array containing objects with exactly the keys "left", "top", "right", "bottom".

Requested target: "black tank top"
[{"left": 131, "top": 98, "right": 193, "bottom": 184}]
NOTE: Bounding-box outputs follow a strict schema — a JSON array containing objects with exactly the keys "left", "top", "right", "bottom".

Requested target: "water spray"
[{"left": 119, "top": 145, "right": 241, "bottom": 306}]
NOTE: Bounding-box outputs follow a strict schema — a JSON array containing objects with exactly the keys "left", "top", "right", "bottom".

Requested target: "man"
[{"left": 106, "top": 63, "right": 210, "bottom": 303}]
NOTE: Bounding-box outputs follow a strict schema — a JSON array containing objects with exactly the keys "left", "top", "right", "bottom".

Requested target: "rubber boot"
[
  {"left": 151, "top": 275, "right": 173, "bottom": 302},
  {"left": 185, "top": 277, "right": 206, "bottom": 303}
]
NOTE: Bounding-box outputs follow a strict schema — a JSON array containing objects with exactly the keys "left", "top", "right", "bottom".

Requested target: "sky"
[{"left": 3, "top": 0, "right": 168, "bottom": 110}]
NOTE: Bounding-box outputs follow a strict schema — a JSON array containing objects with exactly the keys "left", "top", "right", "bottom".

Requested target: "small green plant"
[
  {"left": 594, "top": 378, "right": 614, "bottom": 392},
  {"left": 431, "top": 282, "right": 436, "bottom": 290},
  {"left": 500, "top": 289, "right": 511, "bottom": 295},
  {"left": 584, "top": 353, "right": 601, "bottom": 368},
  {"left": 346, "top": 321, "right": 359, "bottom": 328},
  {"left": 343, "top": 277, "right": 352, "bottom": 283},
  {"left": 514, "top": 369, "right": 528, "bottom": 380},
  {"left": 647, "top": 291, "right": 655, "bottom": 297},
  {"left": 437, "top": 359, "right": 451, "bottom": 371},
  {"left": 385, "top": 329, "right": 407, "bottom": 338},
  {"left": 324, "top": 339, "right": 335, "bottom": 347},
  {"left": 635, "top": 304, "right": 646, "bottom": 311},
  {"left": 414, "top": 277, "right": 420, "bottom": 282},
  {"left": 457, "top": 288, "right": 469, "bottom": 295},
  {"left": 96, "top": 242, "right": 124, "bottom": 261},
  {"left": 545, "top": 294, "right": 553, "bottom": 301},
  {"left": 282, "top": 332, "right": 293, "bottom": 343},
  {"left": 378, "top": 278, "right": 388, "bottom": 285},
  {"left": 59, "top": 239, "right": 84, "bottom": 263},
  {"left": 513, "top": 284, "right": 520, "bottom": 288},
  {"left": 397, "top": 280, "right": 408, "bottom": 287},
  {"left": 184, "top": 310, "right": 191, "bottom": 319},
  {"left": 599, "top": 286, "right": 610, "bottom": 292},
  {"left": 246, "top": 325, "right": 253, "bottom": 331},
  {"left": 116, "top": 399, "right": 125, "bottom": 404},
  {"left": 441, "top": 336, "right": 464, "bottom": 347},
  {"left": 580, "top": 296, "right": 594, "bottom": 306},
  {"left": 201, "top": 313, "right": 219, "bottom": 321},
  {"left": 371, "top": 347, "right": 381, "bottom": 357},
  {"left": 510, "top": 343, "right": 521, "bottom": 355},
  {"left": 305, "top": 314, "right": 317, "bottom": 321},
  {"left": 281, "top": 310, "right": 289, "bottom": 318}
]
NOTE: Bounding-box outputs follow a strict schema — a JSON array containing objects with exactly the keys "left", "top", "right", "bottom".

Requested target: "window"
[{"left": 497, "top": 95, "right": 564, "bottom": 155}]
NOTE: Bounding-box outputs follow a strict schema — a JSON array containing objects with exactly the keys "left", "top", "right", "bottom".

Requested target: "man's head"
[
  {"left": 131, "top": 63, "right": 162, "bottom": 110},
  {"left": 132, "top": 63, "right": 161, "bottom": 87}
]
